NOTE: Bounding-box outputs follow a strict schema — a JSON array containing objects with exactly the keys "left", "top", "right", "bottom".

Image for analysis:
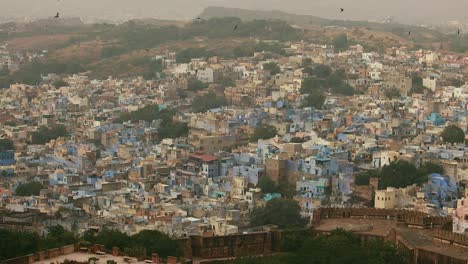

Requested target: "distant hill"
[
  {"left": 199, "top": 6, "right": 448, "bottom": 44},
  {"left": 199, "top": 6, "right": 328, "bottom": 26}
]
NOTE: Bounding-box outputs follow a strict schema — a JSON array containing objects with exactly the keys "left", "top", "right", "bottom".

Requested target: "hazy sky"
[{"left": 0, "top": 0, "right": 467, "bottom": 24}]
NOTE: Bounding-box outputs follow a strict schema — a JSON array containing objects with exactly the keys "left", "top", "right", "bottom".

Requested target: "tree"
[
  {"left": 250, "top": 124, "right": 277, "bottom": 142},
  {"left": 420, "top": 162, "right": 444, "bottom": 175},
  {"left": 263, "top": 62, "right": 280, "bottom": 75},
  {"left": 187, "top": 79, "right": 208, "bottom": 91},
  {"left": 300, "top": 77, "right": 322, "bottom": 94},
  {"left": 379, "top": 160, "right": 427, "bottom": 189},
  {"left": 384, "top": 88, "right": 401, "bottom": 99},
  {"left": 15, "top": 182, "right": 44, "bottom": 196},
  {"left": 216, "top": 76, "right": 236, "bottom": 88},
  {"left": 441, "top": 125, "right": 465, "bottom": 144},
  {"left": 191, "top": 92, "right": 228, "bottom": 113},
  {"left": 131, "top": 230, "right": 181, "bottom": 258},
  {"left": 93, "top": 228, "right": 131, "bottom": 251},
  {"left": 302, "top": 93, "right": 325, "bottom": 109},
  {"left": 354, "top": 171, "right": 376, "bottom": 186},
  {"left": 333, "top": 34, "right": 349, "bottom": 52},
  {"left": 53, "top": 79, "right": 69, "bottom": 88},
  {"left": 176, "top": 48, "right": 212, "bottom": 63},
  {"left": 293, "top": 229, "right": 408, "bottom": 264},
  {"left": 313, "top": 64, "right": 332, "bottom": 79},
  {"left": 0, "top": 65, "right": 9, "bottom": 76},
  {"left": 290, "top": 137, "right": 306, "bottom": 143},
  {"left": 0, "top": 139, "right": 14, "bottom": 151},
  {"left": 257, "top": 176, "right": 279, "bottom": 194},
  {"left": 157, "top": 121, "right": 189, "bottom": 140},
  {"left": 41, "top": 225, "right": 77, "bottom": 250},
  {"left": 31, "top": 125, "right": 67, "bottom": 144},
  {"left": 250, "top": 198, "right": 308, "bottom": 229}
]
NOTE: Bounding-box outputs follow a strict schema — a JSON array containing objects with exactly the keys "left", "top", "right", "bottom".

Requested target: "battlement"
[{"left": 313, "top": 207, "right": 452, "bottom": 229}]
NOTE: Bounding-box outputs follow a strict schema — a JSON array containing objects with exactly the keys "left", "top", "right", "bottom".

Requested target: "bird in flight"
[
  {"left": 340, "top": 8, "right": 344, "bottom": 13},
  {"left": 54, "top": 12, "right": 60, "bottom": 18},
  {"left": 234, "top": 24, "right": 238, "bottom": 30}
]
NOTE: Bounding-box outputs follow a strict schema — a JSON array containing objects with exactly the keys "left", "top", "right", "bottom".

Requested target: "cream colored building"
[{"left": 374, "top": 185, "right": 418, "bottom": 209}]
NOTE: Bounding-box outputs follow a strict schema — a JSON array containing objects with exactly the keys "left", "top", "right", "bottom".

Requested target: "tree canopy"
[
  {"left": 301, "top": 65, "right": 355, "bottom": 96},
  {"left": 31, "top": 125, "right": 68, "bottom": 144},
  {"left": 250, "top": 124, "right": 278, "bottom": 142},
  {"left": 263, "top": 62, "right": 281, "bottom": 75},
  {"left": 441, "top": 125, "right": 465, "bottom": 144},
  {"left": 15, "top": 182, "right": 44, "bottom": 196},
  {"left": 187, "top": 78, "right": 209, "bottom": 91},
  {"left": 0, "top": 139, "right": 14, "bottom": 151},
  {"left": 0, "top": 225, "right": 77, "bottom": 261},
  {"left": 191, "top": 92, "right": 228, "bottom": 113},
  {"left": 302, "top": 93, "right": 325, "bottom": 109},
  {"left": 384, "top": 88, "right": 401, "bottom": 99},
  {"left": 333, "top": 34, "right": 349, "bottom": 52},
  {"left": 53, "top": 79, "right": 69, "bottom": 88},
  {"left": 250, "top": 198, "right": 308, "bottom": 229},
  {"left": 176, "top": 48, "right": 212, "bottom": 63},
  {"left": 83, "top": 228, "right": 181, "bottom": 258}
]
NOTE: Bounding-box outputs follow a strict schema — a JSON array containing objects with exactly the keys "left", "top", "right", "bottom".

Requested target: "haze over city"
[
  {"left": 1, "top": 0, "right": 468, "bottom": 24},
  {"left": 0, "top": 0, "right": 467, "bottom": 264}
]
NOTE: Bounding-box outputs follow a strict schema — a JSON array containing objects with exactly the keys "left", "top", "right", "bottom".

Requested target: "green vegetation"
[
  {"left": 0, "top": 139, "right": 14, "bottom": 151},
  {"left": 115, "top": 105, "right": 188, "bottom": 140},
  {"left": 384, "top": 88, "right": 401, "bottom": 99},
  {"left": 214, "top": 228, "right": 408, "bottom": 264},
  {"left": 313, "top": 64, "right": 332, "bottom": 79},
  {"left": 333, "top": 34, "right": 349, "bottom": 52},
  {"left": 380, "top": 160, "right": 428, "bottom": 189},
  {"left": 215, "top": 76, "right": 236, "bottom": 88},
  {"left": 250, "top": 124, "right": 278, "bottom": 142},
  {"left": 290, "top": 137, "right": 307, "bottom": 143},
  {"left": 191, "top": 92, "right": 228, "bottom": 113},
  {"left": 157, "top": 121, "right": 189, "bottom": 140},
  {"left": 15, "top": 182, "right": 44, "bottom": 196},
  {"left": 301, "top": 65, "right": 355, "bottom": 97},
  {"left": 366, "top": 161, "right": 444, "bottom": 189},
  {"left": 257, "top": 176, "right": 295, "bottom": 198},
  {"left": 0, "top": 66, "right": 9, "bottom": 76},
  {"left": 0, "top": 225, "right": 77, "bottom": 260},
  {"left": 257, "top": 176, "right": 279, "bottom": 194},
  {"left": 0, "top": 60, "right": 84, "bottom": 88},
  {"left": 128, "top": 58, "right": 164, "bottom": 79},
  {"left": 31, "top": 125, "right": 67, "bottom": 144},
  {"left": 53, "top": 79, "right": 69, "bottom": 88},
  {"left": 441, "top": 125, "right": 465, "bottom": 145},
  {"left": 250, "top": 198, "right": 308, "bottom": 229},
  {"left": 263, "top": 62, "right": 281, "bottom": 75},
  {"left": 176, "top": 48, "right": 212, "bottom": 63},
  {"left": 188, "top": 78, "right": 209, "bottom": 91},
  {"left": 293, "top": 229, "right": 407, "bottom": 264},
  {"left": 82, "top": 228, "right": 181, "bottom": 258},
  {"left": 302, "top": 93, "right": 325, "bottom": 109},
  {"left": 354, "top": 170, "right": 377, "bottom": 186}
]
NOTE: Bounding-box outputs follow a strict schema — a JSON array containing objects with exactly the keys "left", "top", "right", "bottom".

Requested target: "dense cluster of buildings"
[{"left": 0, "top": 38, "right": 467, "bottom": 254}]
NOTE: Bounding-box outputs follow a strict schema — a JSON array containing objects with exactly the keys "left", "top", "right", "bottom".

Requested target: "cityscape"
[{"left": 0, "top": 3, "right": 467, "bottom": 264}]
